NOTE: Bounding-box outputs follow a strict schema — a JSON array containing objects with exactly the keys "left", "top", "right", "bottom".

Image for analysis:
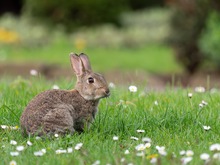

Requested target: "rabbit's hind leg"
[{"left": 42, "top": 104, "right": 75, "bottom": 135}]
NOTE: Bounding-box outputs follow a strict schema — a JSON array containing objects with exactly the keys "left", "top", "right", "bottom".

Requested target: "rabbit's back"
[{"left": 20, "top": 89, "right": 99, "bottom": 135}]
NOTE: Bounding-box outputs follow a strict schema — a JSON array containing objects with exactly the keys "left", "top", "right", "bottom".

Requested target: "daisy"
[
  {"left": 120, "top": 158, "right": 125, "bottom": 163},
  {"left": 186, "top": 150, "right": 194, "bottom": 157},
  {"left": 41, "top": 149, "right": 46, "bottom": 153},
  {"left": 30, "top": 69, "right": 38, "bottom": 76},
  {"left": 129, "top": 86, "right": 137, "bottom": 93},
  {"left": 180, "top": 150, "right": 186, "bottom": 156},
  {"left": 75, "top": 143, "right": 83, "bottom": 150},
  {"left": 188, "top": 93, "right": 193, "bottom": 98},
  {"left": 203, "top": 125, "right": 211, "bottom": 131},
  {"left": 35, "top": 136, "right": 41, "bottom": 140},
  {"left": 142, "top": 137, "right": 152, "bottom": 143},
  {"left": 56, "top": 149, "right": 67, "bottom": 154},
  {"left": 213, "top": 153, "right": 220, "bottom": 160},
  {"left": 154, "top": 101, "right": 158, "bottom": 106},
  {"left": 10, "top": 140, "right": 17, "bottom": 145},
  {"left": 16, "top": 146, "right": 24, "bottom": 151},
  {"left": 130, "top": 136, "right": 139, "bottom": 141},
  {"left": 54, "top": 133, "right": 59, "bottom": 138},
  {"left": 1, "top": 125, "right": 8, "bottom": 129},
  {"left": 136, "top": 152, "right": 145, "bottom": 157},
  {"left": 210, "top": 143, "right": 220, "bottom": 151},
  {"left": 201, "top": 100, "right": 208, "bottom": 105},
  {"left": 200, "top": 153, "right": 210, "bottom": 160},
  {"left": 109, "top": 82, "right": 115, "bottom": 88},
  {"left": 181, "top": 157, "right": 193, "bottom": 165},
  {"left": 150, "top": 158, "right": 157, "bottom": 164},
  {"left": 52, "top": 85, "right": 59, "bottom": 90},
  {"left": 27, "top": 140, "right": 33, "bottom": 146},
  {"left": 34, "top": 151, "right": 44, "bottom": 156},
  {"left": 195, "top": 86, "right": 205, "bottom": 93},
  {"left": 67, "top": 148, "right": 73, "bottom": 153},
  {"left": 10, "top": 152, "right": 19, "bottom": 157},
  {"left": 156, "top": 146, "right": 167, "bottom": 156},
  {"left": 9, "top": 160, "right": 17, "bottom": 165},
  {"left": 113, "top": 136, "right": 119, "bottom": 141},
  {"left": 135, "top": 144, "right": 146, "bottom": 151},
  {"left": 199, "top": 103, "right": 204, "bottom": 108},
  {"left": 136, "top": 130, "right": 145, "bottom": 133},
  {"left": 124, "top": 149, "right": 130, "bottom": 155},
  {"left": 92, "top": 160, "right": 100, "bottom": 165}
]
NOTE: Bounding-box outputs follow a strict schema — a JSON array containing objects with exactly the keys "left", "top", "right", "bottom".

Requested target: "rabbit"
[{"left": 20, "top": 53, "right": 110, "bottom": 136}]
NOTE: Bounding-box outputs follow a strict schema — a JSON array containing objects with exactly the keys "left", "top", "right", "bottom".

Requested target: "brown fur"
[{"left": 20, "top": 53, "right": 110, "bottom": 136}]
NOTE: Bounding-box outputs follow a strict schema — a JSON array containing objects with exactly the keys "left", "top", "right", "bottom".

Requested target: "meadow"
[{"left": 0, "top": 76, "right": 220, "bottom": 165}]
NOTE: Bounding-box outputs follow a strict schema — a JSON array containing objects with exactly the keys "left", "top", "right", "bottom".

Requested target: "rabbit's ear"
[
  {"left": 70, "top": 53, "right": 84, "bottom": 76},
  {"left": 79, "top": 53, "right": 92, "bottom": 72}
]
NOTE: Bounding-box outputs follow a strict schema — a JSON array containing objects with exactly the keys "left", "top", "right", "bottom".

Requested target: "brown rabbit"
[{"left": 20, "top": 53, "right": 110, "bottom": 136}]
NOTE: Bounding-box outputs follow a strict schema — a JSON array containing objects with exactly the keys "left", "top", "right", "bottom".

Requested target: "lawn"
[
  {"left": 0, "top": 77, "right": 220, "bottom": 165},
  {"left": 0, "top": 40, "right": 182, "bottom": 74}
]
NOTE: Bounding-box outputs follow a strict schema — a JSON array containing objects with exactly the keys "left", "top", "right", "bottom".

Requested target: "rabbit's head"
[{"left": 70, "top": 53, "right": 110, "bottom": 100}]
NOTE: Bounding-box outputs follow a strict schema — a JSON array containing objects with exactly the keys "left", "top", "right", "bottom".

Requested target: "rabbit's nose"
[{"left": 105, "top": 88, "right": 110, "bottom": 96}]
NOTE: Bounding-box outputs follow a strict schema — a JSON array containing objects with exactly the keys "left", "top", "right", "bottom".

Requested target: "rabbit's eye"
[{"left": 87, "top": 77, "right": 94, "bottom": 84}]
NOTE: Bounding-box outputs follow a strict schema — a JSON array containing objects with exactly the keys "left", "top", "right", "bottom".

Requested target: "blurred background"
[{"left": 0, "top": 0, "right": 220, "bottom": 89}]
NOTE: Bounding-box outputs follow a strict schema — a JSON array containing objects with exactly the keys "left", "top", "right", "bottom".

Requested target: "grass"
[
  {"left": 0, "top": 39, "right": 181, "bottom": 74},
  {"left": 1, "top": 76, "right": 220, "bottom": 165}
]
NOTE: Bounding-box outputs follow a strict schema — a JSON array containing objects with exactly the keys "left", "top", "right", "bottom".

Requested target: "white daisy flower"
[
  {"left": 10, "top": 152, "right": 19, "bottom": 156},
  {"left": 213, "top": 153, "right": 220, "bottom": 160},
  {"left": 129, "top": 85, "right": 137, "bottom": 93},
  {"left": 10, "top": 140, "right": 17, "bottom": 145},
  {"left": 34, "top": 151, "right": 44, "bottom": 156},
  {"left": 210, "top": 143, "right": 220, "bottom": 151},
  {"left": 136, "top": 152, "right": 145, "bottom": 157},
  {"left": 180, "top": 150, "right": 186, "bottom": 156},
  {"left": 124, "top": 149, "right": 130, "bottom": 155},
  {"left": 188, "top": 93, "right": 193, "bottom": 98},
  {"left": 16, "top": 146, "right": 24, "bottom": 151},
  {"left": 75, "top": 143, "right": 83, "bottom": 150},
  {"left": 67, "top": 147, "right": 73, "bottom": 153},
  {"left": 201, "top": 100, "right": 208, "bottom": 105},
  {"left": 35, "top": 136, "right": 41, "bottom": 140},
  {"left": 135, "top": 144, "right": 146, "bottom": 151},
  {"left": 186, "top": 150, "right": 194, "bottom": 157},
  {"left": 150, "top": 158, "right": 157, "bottom": 164},
  {"left": 200, "top": 153, "right": 210, "bottom": 160},
  {"left": 195, "top": 86, "right": 205, "bottom": 93},
  {"left": 136, "top": 129, "right": 145, "bottom": 133},
  {"left": 142, "top": 137, "right": 152, "bottom": 143},
  {"left": 52, "top": 85, "right": 59, "bottom": 89},
  {"left": 27, "top": 140, "right": 33, "bottom": 146},
  {"left": 154, "top": 101, "right": 158, "bottom": 106},
  {"left": 1, "top": 125, "right": 8, "bottom": 129},
  {"left": 9, "top": 160, "right": 17, "bottom": 165},
  {"left": 130, "top": 136, "right": 139, "bottom": 141},
  {"left": 54, "top": 133, "right": 59, "bottom": 138},
  {"left": 109, "top": 82, "right": 115, "bottom": 88},
  {"left": 120, "top": 158, "right": 125, "bottom": 163},
  {"left": 92, "top": 160, "right": 100, "bottom": 165},
  {"left": 156, "top": 146, "right": 165, "bottom": 151},
  {"left": 199, "top": 103, "right": 204, "bottom": 108},
  {"left": 10, "top": 126, "right": 19, "bottom": 130},
  {"left": 156, "top": 146, "right": 167, "bottom": 156},
  {"left": 113, "top": 136, "right": 119, "bottom": 141},
  {"left": 203, "top": 125, "right": 211, "bottom": 131},
  {"left": 56, "top": 149, "right": 67, "bottom": 154},
  {"left": 181, "top": 157, "right": 193, "bottom": 165},
  {"left": 30, "top": 69, "right": 38, "bottom": 76},
  {"left": 41, "top": 149, "right": 46, "bottom": 153}
]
